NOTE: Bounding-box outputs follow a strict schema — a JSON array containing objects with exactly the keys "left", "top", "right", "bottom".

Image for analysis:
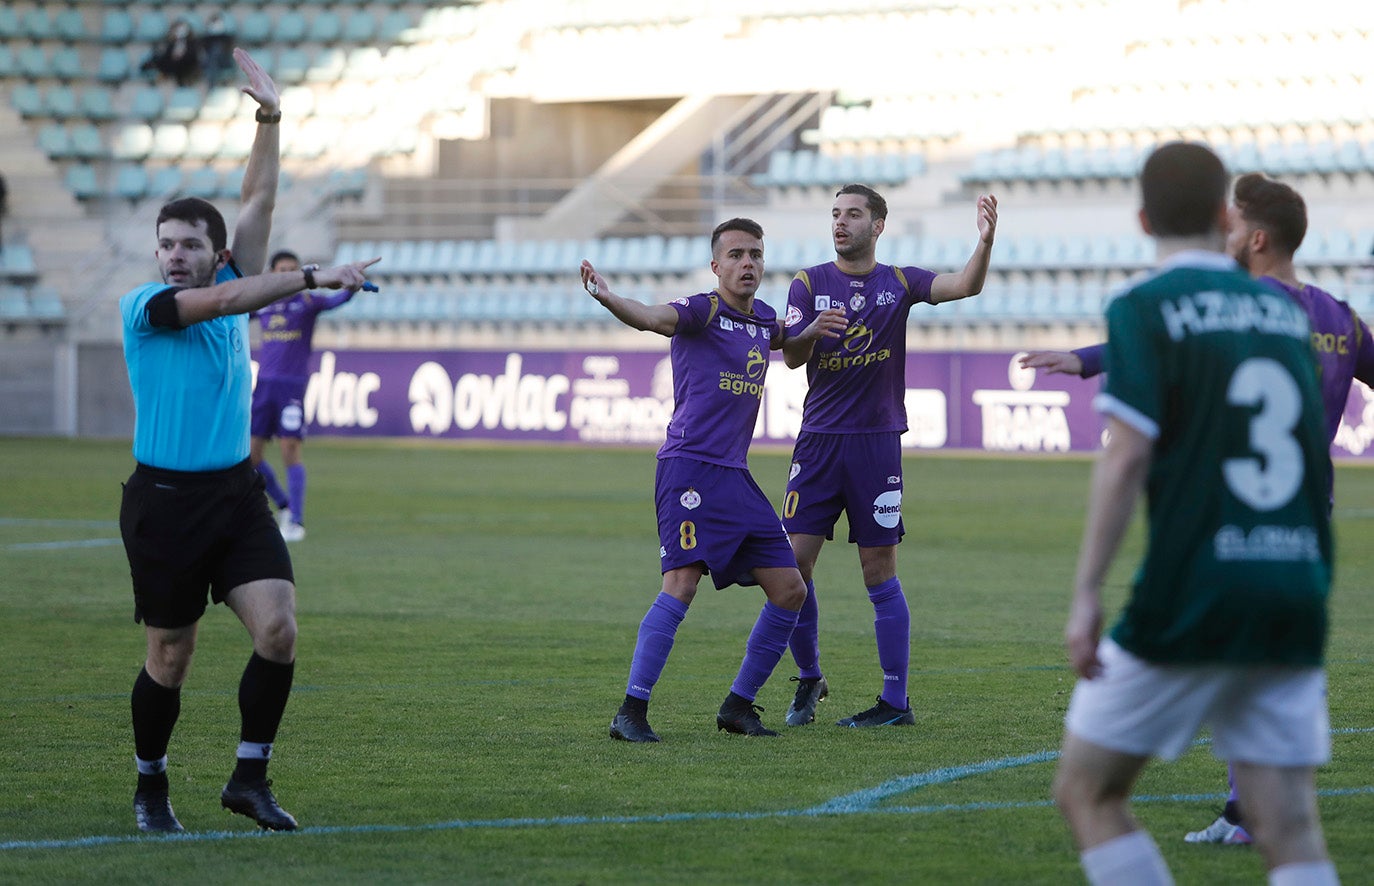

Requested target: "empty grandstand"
[{"left": 3, "top": 0, "right": 1373, "bottom": 437}]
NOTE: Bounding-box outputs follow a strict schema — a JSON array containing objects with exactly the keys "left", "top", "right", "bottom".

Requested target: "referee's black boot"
[
  {"left": 134, "top": 789, "right": 185, "bottom": 833},
  {"left": 221, "top": 778, "right": 298, "bottom": 831}
]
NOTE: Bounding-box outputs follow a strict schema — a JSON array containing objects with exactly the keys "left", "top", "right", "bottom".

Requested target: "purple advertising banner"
[{"left": 278, "top": 349, "right": 1374, "bottom": 458}]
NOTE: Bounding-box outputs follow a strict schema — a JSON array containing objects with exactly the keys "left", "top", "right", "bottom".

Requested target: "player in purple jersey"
[
  {"left": 778, "top": 184, "right": 998, "bottom": 728},
  {"left": 580, "top": 218, "right": 846, "bottom": 742},
  {"left": 250, "top": 249, "right": 357, "bottom": 542},
  {"left": 1025, "top": 172, "right": 1372, "bottom": 850}
]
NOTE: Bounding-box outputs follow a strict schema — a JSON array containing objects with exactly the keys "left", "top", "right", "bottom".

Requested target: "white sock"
[
  {"left": 1269, "top": 861, "right": 1339, "bottom": 886},
  {"left": 1080, "top": 831, "right": 1174, "bottom": 886}
]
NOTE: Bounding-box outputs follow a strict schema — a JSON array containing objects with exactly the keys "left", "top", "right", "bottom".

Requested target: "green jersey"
[{"left": 1099, "top": 251, "right": 1332, "bottom": 666}]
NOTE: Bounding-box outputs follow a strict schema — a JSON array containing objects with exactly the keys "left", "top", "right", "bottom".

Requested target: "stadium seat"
[
  {"left": 183, "top": 122, "right": 224, "bottom": 160},
  {"left": 96, "top": 47, "right": 131, "bottom": 83},
  {"left": 113, "top": 165, "right": 151, "bottom": 202},
  {"left": 69, "top": 124, "right": 107, "bottom": 161},
  {"left": 78, "top": 86, "right": 118, "bottom": 122},
  {"left": 219, "top": 168, "right": 247, "bottom": 200},
  {"left": 378, "top": 11, "right": 414, "bottom": 42},
  {"left": 0, "top": 7, "right": 18, "bottom": 40},
  {"left": 20, "top": 8, "right": 52, "bottom": 41},
  {"left": 129, "top": 87, "right": 164, "bottom": 121},
  {"left": 148, "top": 124, "right": 189, "bottom": 160},
  {"left": 37, "top": 125, "right": 73, "bottom": 160},
  {"left": 308, "top": 11, "right": 343, "bottom": 44},
  {"left": 51, "top": 46, "right": 83, "bottom": 82},
  {"left": 100, "top": 9, "right": 135, "bottom": 43},
  {"left": 276, "top": 11, "right": 308, "bottom": 44},
  {"left": 198, "top": 87, "right": 243, "bottom": 121},
  {"left": 111, "top": 124, "right": 154, "bottom": 161},
  {"left": 0, "top": 288, "right": 30, "bottom": 319},
  {"left": 65, "top": 164, "right": 102, "bottom": 201},
  {"left": 237, "top": 11, "right": 273, "bottom": 45},
  {"left": 27, "top": 289, "right": 65, "bottom": 320},
  {"left": 184, "top": 167, "right": 221, "bottom": 199},
  {"left": 306, "top": 48, "right": 348, "bottom": 84},
  {"left": 343, "top": 11, "right": 377, "bottom": 43},
  {"left": 10, "top": 83, "right": 43, "bottom": 118},
  {"left": 149, "top": 165, "right": 184, "bottom": 198},
  {"left": 165, "top": 87, "right": 203, "bottom": 122},
  {"left": 134, "top": 11, "right": 169, "bottom": 44},
  {"left": 274, "top": 48, "right": 312, "bottom": 84}
]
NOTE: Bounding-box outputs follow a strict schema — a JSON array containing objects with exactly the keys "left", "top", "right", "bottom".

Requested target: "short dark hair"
[
  {"left": 156, "top": 197, "right": 228, "bottom": 252},
  {"left": 835, "top": 183, "right": 888, "bottom": 221},
  {"left": 1139, "top": 142, "right": 1229, "bottom": 238},
  {"left": 710, "top": 217, "right": 764, "bottom": 253},
  {"left": 269, "top": 250, "right": 300, "bottom": 269},
  {"left": 1232, "top": 172, "right": 1306, "bottom": 256}
]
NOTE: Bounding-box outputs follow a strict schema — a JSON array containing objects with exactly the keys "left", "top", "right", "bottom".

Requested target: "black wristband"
[
  {"left": 301, "top": 264, "right": 318, "bottom": 290},
  {"left": 255, "top": 108, "right": 281, "bottom": 124}
]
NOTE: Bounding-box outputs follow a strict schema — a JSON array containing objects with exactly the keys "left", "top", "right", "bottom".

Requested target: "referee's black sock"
[
  {"left": 233, "top": 653, "right": 294, "bottom": 782},
  {"left": 132, "top": 666, "right": 180, "bottom": 789}
]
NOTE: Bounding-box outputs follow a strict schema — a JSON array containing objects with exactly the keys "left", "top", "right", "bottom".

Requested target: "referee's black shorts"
[{"left": 120, "top": 459, "right": 293, "bottom": 629}]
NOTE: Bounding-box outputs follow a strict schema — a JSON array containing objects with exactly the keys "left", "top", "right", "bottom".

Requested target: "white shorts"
[{"left": 1064, "top": 639, "right": 1330, "bottom": 766}]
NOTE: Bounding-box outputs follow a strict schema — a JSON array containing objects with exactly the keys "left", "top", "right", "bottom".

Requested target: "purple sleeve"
[
  {"left": 306, "top": 289, "right": 355, "bottom": 312},
  {"left": 1354, "top": 312, "right": 1374, "bottom": 387},
  {"left": 898, "top": 266, "right": 937, "bottom": 305},
  {"left": 1073, "top": 343, "right": 1105, "bottom": 378}
]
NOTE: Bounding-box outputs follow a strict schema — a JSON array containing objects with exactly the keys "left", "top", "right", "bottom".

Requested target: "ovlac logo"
[
  {"left": 785, "top": 305, "right": 804, "bottom": 328},
  {"left": 680, "top": 488, "right": 702, "bottom": 510},
  {"left": 872, "top": 490, "right": 902, "bottom": 528},
  {"left": 815, "top": 295, "right": 831, "bottom": 311},
  {"left": 849, "top": 294, "right": 866, "bottom": 312}
]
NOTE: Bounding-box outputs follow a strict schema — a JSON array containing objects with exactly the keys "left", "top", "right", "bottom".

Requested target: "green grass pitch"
[{"left": 2, "top": 437, "right": 1371, "bottom": 883}]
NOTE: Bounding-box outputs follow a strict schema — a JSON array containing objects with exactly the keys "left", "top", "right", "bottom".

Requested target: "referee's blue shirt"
[{"left": 121, "top": 264, "right": 251, "bottom": 471}]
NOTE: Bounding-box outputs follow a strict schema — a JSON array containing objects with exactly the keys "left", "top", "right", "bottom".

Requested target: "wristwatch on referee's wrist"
[
  {"left": 301, "top": 264, "right": 319, "bottom": 290},
  {"left": 255, "top": 107, "right": 282, "bottom": 124}
]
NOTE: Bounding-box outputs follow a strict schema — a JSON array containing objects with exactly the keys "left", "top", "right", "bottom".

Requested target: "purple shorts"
[
  {"left": 250, "top": 376, "right": 307, "bottom": 440},
  {"left": 783, "top": 431, "right": 904, "bottom": 546},
  {"left": 655, "top": 457, "right": 797, "bottom": 590}
]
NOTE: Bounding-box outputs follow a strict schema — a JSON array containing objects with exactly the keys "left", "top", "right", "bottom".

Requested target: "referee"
[{"left": 118, "top": 48, "right": 377, "bottom": 833}]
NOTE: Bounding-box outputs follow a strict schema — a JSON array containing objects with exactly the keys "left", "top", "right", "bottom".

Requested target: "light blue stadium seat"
[
  {"left": 20, "top": 8, "right": 52, "bottom": 41},
  {"left": 308, "top": 11, "right": 343, "bottom": 44},
  {"left": 150, "top": 166, "right": 184, "bottom": 198},
  {"left": 96, "top": 47, "right": 131, "bottom": 83},
  {"left": 100, "top": 10, "right": 134, "bottom": 43},
  {"left": 343, "top": 11, "right": 377, "bottom": 43},
  {"left": 184, "top": 167, "right": 220, "bottom": 199},
  {"left": 66, "top": 164, "right": 102, "bottom": 200},
  {"left": 129, "top": 87, "right": 164, "bottom": 121},
  {"left": 165, "top": 87, "right": 202, "bottom": 122},
  {"left": 111, "top": 124, "right": 153, "bottom": 161},
  {"left": 69, "top": 124, "right": 106, "bottom": 161},
  {"left": 134, "top": 11, "right": 169, "bottom": 43},
  {"left": 52, "top": 46, "right": 83, "bottom": 81},
  {"left": 0, "top": 7, "right": 19, "bottom": 40},
  {"left": 238, "top": 11, "right": 272, "bottom": 44},
  {"left": 45, "top": 85, "right": 78, "bottom": 119},
  {"left": 219, "top": 168, "right": 246, "bottom": 200},
  {"left": 757, "top": 150, "right": 792, "bottom": 187},
  {"left": 11, "top": 83, "right": 43, "bottom": 118},
  {"left": 379, "top": 11, "right": 413, "bottom": 42},
  {"left": 77, "top": 86, "right": 117, "bottom": 122},
  {"left": 0, "top": 45, "right": 16, "bottom": 79},
  {"left": 114, "top": 165, "right": 150, "bottom": 201},
  {"left": 326, "top": 167, "right": 367, "bottom": 200},
  {"left": 18, "top": 46, "right": 50, "bottom": 79},
  {"left": 0, "top": 288, "right": 30, "bottom": 319},
  {"left": 28, "top": 289, "right": 66, "bottom": 320},
  {"left": 274, "top": 48, "right": 312, "bottom": 83},
  {"left": 276, "top": 11, "right": 308, "bottom": 44},
  {"left": 37, "top": 124, "right": 73, "bottom": 160}
]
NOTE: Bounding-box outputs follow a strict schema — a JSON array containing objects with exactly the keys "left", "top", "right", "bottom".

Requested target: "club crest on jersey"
[
  {"left": 680, "top": 488, "right": 702, "bottom": 510},
  {"left": 849, "top": 294, "right": 866, "bottom": 312},
  {"left": 815, "top": 295, "right": 831, "bottom": 311},
  {"left": 785, "top": 305, "right": 803, "bottom": 327},
  {"left": 672, "top": 297, "right": 690, "bottom": 306}
]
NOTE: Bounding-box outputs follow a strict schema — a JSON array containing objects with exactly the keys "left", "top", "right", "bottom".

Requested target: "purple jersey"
[
  {"left": 783, "top": 262, "right": 937, "bottom": 433},
  {"left": 657, "top": 292, "right": 779, "bottom": 469},
  {"left": 1075, "top": 275, "right": 1374, "bottom": 443},
  {"left": 252, "top": 289, "right": 353, "bottom": 379},
  {"left": 1260, "top": 277, "right": 1374, "bottom": 442}
]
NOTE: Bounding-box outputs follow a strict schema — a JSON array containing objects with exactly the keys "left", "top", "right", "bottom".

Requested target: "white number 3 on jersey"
[{"left": 1223, "top": 357, "right": 1304, "bottom": 512}]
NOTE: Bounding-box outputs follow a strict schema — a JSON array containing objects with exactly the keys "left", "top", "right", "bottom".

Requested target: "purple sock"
[
  {"left": 625, "top": 593, "right": 689, "bottom": 700},
  {"left": 729, "top": 600, "right": 801, "bottom": 701},
  {"left": 286, "top": 464, "right": 306, "bottom": 523},
  {"left": 868, "top": 577, "right": 910, "bottom": 709},
  {"left": 788, "top": 581, "right": 822, "bottom": 679},
  {"left": 257, "top": 461, "right": 289, "bottom": 510}
]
